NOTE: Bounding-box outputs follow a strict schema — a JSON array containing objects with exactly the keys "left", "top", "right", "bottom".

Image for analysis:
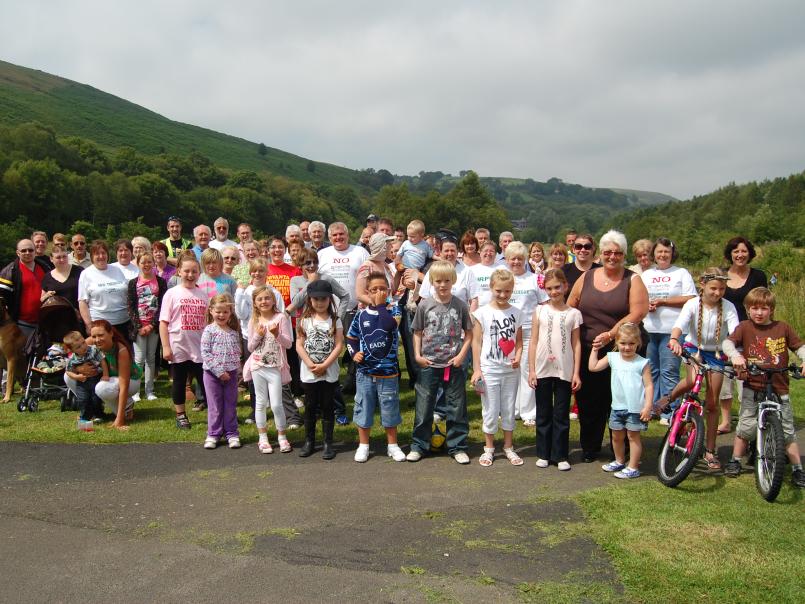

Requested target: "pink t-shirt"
[{"left": 159, "top": 285, "right": 208, "bottom": 363}]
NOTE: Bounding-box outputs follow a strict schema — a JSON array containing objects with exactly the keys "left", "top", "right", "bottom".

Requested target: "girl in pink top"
[{"left": 159, "top": 252, "right": 208, "bottom": 430}]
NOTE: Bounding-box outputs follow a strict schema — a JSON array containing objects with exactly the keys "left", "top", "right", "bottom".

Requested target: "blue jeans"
[
  {"left": 646, "top": 332, "right": 682, "bottom": 409},
  {"left": 412, "top": 365, "right": 468, "bottom": 455},
  {"left": 353, "top": 373, "right": 402, "bottom": 428}
]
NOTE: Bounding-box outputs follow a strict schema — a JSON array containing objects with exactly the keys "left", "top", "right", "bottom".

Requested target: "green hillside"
[{"left": 0, "top": 59, "right": 376, "bottom": 190}]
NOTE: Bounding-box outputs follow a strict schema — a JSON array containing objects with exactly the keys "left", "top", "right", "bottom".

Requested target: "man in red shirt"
[{"left": 0, "top": 239, "right": 51, "bottom": 339}]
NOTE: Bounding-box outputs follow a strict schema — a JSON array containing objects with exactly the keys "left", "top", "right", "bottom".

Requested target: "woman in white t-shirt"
[
  {"left": 640, "top": 238, "right": 696, "bottom": 417},
  {"left": 78, "top": 240, "right": 131, "bottom": 339},
  {"left": 469, "top": 241, "right": 498, "bottom": 307}
]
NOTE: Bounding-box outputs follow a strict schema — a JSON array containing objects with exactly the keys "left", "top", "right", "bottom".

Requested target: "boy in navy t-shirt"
[{"left": 346, "top": 272, "right": 405, "bottom": 463}]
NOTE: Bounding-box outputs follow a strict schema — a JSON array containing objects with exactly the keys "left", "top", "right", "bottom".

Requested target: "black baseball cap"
[{"left": 307, "top": 279, "right": 333, "bottom": 298}]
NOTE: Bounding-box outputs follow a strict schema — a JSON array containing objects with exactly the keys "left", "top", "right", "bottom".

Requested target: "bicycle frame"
[{"left": 668, "top": 371, "right": 705, "bottom": 453}]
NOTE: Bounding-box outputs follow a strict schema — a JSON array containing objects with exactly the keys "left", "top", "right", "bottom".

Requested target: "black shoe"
[
  {"left": 192, "top": 401, "right": 206, "bottom": 412},
  {"left": 724, "top": 459, "right": 742, "bottom": 478},
  {"left": 175, "top": 413, "right": 191, "bottom": 430},
  {"left": 792, "top": 469, "right": 805, "bottom": 489},
  {"left": 583, "top": 452, "right": 597, "bottom": 463},
  {"left": 321, "top": 420, "right": 335, "bottom": 460},
  {"left": 298, "top": 439, "right": 315, "bottom": 458}
]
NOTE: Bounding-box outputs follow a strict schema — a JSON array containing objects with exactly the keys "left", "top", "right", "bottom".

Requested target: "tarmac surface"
[{"left": 0, "top": 439, "right": 625, "bottom": 603}]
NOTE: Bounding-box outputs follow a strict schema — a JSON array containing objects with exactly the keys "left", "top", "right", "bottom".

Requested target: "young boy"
[
  {"left": 408, "top": 261, "right": 473, "bottom": 464},
  {"left": 722, "top": 287, "right": 805, "bottom": 487},
  {"left": 64, "top": 331, "right": 110, "bottom": 422},
  {"left": 393, "top": 219, "right": 433, "bottom": 312},
  {"left": 346, "top": 272, "right": 405, "bottom": 463}
]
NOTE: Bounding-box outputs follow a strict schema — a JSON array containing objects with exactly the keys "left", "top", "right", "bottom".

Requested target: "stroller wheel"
[
  {"left": 17, "top": 396, "right": 28, "bottom": 412},
  {"left": 28, "top": 398, "right": 39, "bottom": 412}
]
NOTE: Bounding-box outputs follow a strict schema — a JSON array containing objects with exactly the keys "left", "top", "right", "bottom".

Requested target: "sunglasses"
[
  {"left": 17, "top": 248, "right": 35, "bottom": 253},
  {"left": 71, "top": 241, "right": 86, "bottom": 246},
  {"left": 574, "top": 243, "right": 593, "bottom": 251},
  {"left": 303, "top": 260, "right": 319, "bottom": 267},
  {"left": 602, "top": 250, "right": 624, "bottom": 257}
]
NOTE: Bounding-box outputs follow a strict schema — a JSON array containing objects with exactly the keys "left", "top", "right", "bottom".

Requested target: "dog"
[{"left": 0, "top": 299, "right": 27, "bottom": 403}]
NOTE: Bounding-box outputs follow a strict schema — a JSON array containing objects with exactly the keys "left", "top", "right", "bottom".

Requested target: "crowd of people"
[{"left": 1, "top": 215, "right": 803, "bottom": 485}]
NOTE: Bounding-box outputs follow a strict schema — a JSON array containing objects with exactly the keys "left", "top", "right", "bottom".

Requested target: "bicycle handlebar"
[
  {"left": 677, "top": 346, "right": 736, "bottom": 377},
  {"left": 746, "top": 363, "right": 803, "bottom": 380}
]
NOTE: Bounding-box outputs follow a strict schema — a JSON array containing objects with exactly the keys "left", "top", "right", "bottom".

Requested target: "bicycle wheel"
[
  {"left": 657, "top": 409, "right": 705, "bottom": 487},
  {"left": 755, "top": 411, "right": 786, "bottom": 502}
]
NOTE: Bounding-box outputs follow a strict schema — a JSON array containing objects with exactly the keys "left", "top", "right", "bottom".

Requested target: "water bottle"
[
  {"left": 76, "top": 419, "right": 94, "bottom": 432},
  {"left": 473, "top": 377, "right": 485, "bottom": 394}
]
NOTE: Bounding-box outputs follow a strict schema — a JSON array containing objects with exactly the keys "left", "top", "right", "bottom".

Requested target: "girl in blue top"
[{"left": 588, "top": 323, "right": 653, "bottom": 479}]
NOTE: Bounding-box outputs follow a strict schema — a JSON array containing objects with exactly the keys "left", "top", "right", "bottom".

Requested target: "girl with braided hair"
[{"left": 667, "top": 268, "right": 740, "bottom": 470}]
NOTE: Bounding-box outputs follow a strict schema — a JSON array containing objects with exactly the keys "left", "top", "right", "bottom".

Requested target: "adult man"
[
  {"left": 285, "top": 225, "right": 303, "bottom": 263},
  {"left": 377, "top": 218, "right": 394, "bottom": 237},
  {"left": 366, "top": 214, "right": 379, "bottom": 230},
  {"left": 161, "top": 216, "right": 192, "bottom": 266},
  {"left": 475, "top": 228, "right": 490, "bottom": 248},
  {"left": 0, "top": 239, "right": 51, "bottom": 338},
  {"left": 299, "top": 220, "right": 312, "bottom": 248},
  {"left": 235, "top": 223, "right": 253, "bottom": 262},
  {"left": 496, "top": 231, "right": 513, "bottom": 264},
  {"left": 318, "top": 222, "right": 369, "bottom": 398},
  {"left": 191, "top": 225, "right": 212, "bottom": 261},
  {"left": 68, "top": 233, "right": 91, "bottom": 268},
  {"left": 565, "top": 229, "right": 578, "bottom": 263},
  {"left": 308, "top": 221, "right": 330, "bottom": 253},
  {"left": 358, "top": 227, "right": 374, "bottom": 251},
  {"left": 31, "top": 231, "right": 54, "bottom": 270},
  {"left": 210, "top": 217, "right": 237, "bottom": 251}
]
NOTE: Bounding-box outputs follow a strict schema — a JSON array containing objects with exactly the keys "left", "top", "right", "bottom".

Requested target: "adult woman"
[
  {"left": 131, "top": 236, "right": 151, "bottom": 260},
  {"left": 355, "top": 233, "right": 395, "bottom": 307},
  {"left": 459, "top": 231, "right": 481, "bottom": 267},
  {"left": 40, "top": 247, "right": 83, "bottom": 310},
  {"left": 220, "top": 246, "right": 240, "bottom": 276},
  {"left": 127, "top": 252, "right": 167, "bottom": 401},
  {"left": 288, "top": 240, "right": 305, "bottom": 269},
  {"left": 288, "top": 249, "right": 349, "bottom": 318},
  {"left": 196, "top": 248, "right": 237, "bottom": 299},
  {"left": 628, "top": 239, "right": 654, "bottom": 275},
  {"left": 419, "top": 235, "right": 479, "bottom": 311},
  {"left": 505, "top": 241, "right": 548, "bottom": 427},
  {"left": 111, "top": 239, "right": 139, "bottom": 280},
  {"left": 78, "top": 241, "right": 131, "bottom": 339},
  {"left": 151, "top": 241, "right": 176, "bottom": 282},
  {"left": 563, "top": 233, "right": 600, "bottom": 292},
  {"left": 528, "top": 242, "right": 546, "bottom": 274},
  {"left": 469, "top": 241, "right": 498, "bottom": 307},
  {"left": 721, "top": 236, "right": 768, "bottom": 432},
  {"left": 640, "top": 238, "right": 696, "bottom": 420},
  {"left": 548, "top": 243, "right": 568, "bottom": 270},
  {"left": 68, "top": 320, "right": 141, "bottom": 430},
  {"left": 568, "top": 230, "right": 649, "bottom": 462}
]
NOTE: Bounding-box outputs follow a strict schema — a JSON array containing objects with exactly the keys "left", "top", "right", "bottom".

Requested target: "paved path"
[{"left": 0, "top": 441, "right": 625, "bottom": 603}]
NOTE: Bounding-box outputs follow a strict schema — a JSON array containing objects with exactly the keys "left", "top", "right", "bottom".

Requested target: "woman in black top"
[
  {"left": 563, "top": 233, "right": 601, "bottom": 293},
  {"left": 40, "top": 248, "right": 83, "bottom": 310},
  {"left": 720, "top": 236, "right": 767, "bottom": 433}
]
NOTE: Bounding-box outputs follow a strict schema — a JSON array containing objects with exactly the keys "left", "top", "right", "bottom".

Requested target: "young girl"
[
  {"left": 296, "top": 280, "right": 344, "bottom": 460},
  {"left": 589, "top": 323, "right": 653, "bottom": 479},
  {"left": 528, "top": 269, "right": 582, "bottom": 470},
  {"left": 471, "top": 269, "right": 524, "bottom": 467},
  {"left": 159, "top": 252, "right": 208, "bottom": 429},
  {"left": 201, "top": 294, "right": 242, "bottom": 450},
  {"left": 246, "top": 285, "right": 292, "bottom": 454},
  {"left": 668, "top": 268, "right": 739, "bottom": 470}
]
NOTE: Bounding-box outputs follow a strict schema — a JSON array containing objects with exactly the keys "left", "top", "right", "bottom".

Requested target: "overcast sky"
[{"left": 2, "top": 0, "right": 804, "bottom": 199}]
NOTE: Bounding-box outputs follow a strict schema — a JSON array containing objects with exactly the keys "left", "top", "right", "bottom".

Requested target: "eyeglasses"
[
  {"left": 71, "top": 241, "right": 86, "bottom": 246},
  {"left": 574, "top": 243, "right": 593, "bottom": 251},
  {"left": 303, "top": 261, "right": 319, "bottom": 267},
  {"left": 222, "top": 256, "right": 238, "bottom": 262},
  {"left": 601, "top": 250, "right": 624, "bottom": 257}
]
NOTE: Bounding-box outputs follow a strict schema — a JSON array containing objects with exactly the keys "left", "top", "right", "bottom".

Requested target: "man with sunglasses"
[
  {"left": 0, "top": 239, "right": 52, "bottom": 338},
  {"left": 160, "top": 216, "right": 193, "bottom": 266},
  {"left": 68, "top": 234, "right": 91, "bottom": 268}
]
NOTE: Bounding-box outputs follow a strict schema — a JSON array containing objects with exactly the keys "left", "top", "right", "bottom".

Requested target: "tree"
[
  {"left": 306, "top": 160, "right": 316, "bottom": 173},
  {"left": 258, "top": 143, "right": 268, "bottom": 156}
]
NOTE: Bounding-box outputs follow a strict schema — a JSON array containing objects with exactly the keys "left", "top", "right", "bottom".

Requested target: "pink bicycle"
[{"left": 657, "top": 347, "right": 734, "bottom": 487}]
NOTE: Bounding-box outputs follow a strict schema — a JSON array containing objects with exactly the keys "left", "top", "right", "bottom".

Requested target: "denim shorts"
[
  {"left": 609, "top": 408, "right": 647, "bottom": 432},
  {"left": 353, "top": 372, "right": 402, "bottom": 428}
]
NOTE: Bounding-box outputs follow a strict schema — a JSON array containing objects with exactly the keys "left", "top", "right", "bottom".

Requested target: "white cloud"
[{"left": 1, "top": 0, "right": 804, "bottom": 198}]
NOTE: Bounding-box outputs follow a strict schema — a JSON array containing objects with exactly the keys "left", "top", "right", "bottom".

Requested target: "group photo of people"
[{"left": 2, "top": 215, "right": 803, "bottom": 487}]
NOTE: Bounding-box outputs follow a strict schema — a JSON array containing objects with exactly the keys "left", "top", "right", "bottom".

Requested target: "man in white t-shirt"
[
  {"left": 495, "top": 231, "right": 513, "bottom": 265},
  {"left": 317, "top": 222, "right": 368, "bottom": 404},
  {"left": 209, "top": 217, "right": 237, "bottom": 251}
]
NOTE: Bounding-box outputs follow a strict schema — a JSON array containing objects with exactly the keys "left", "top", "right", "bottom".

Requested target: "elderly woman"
[
  {"left": 220, "top": 245, "right": 240, "bottom": 276},
  {"left": 459, "top": 231, "right": 481, "bottom": 267},
  {"left": 628, "top": 239, "right": 654, "bottom": 275},
  {"left": 151, "top": 241, "right": 176, "bottom": 282},
  {"left": 78, "top": 240, "right": 131, "bottom": 339},
  {"left": 720, "top": 236, "right": 768, "bottom": 432},
  {"left": 131, "top": 236, "right": 151, "bottom": 260},
  {"left": 640, "top": 238, "right": 696, "bottom": 421},
  {"left": 568, "top": 230, "right": 649, "bottom": 462},
  {"left": 504, "top": 241, "right": 549, "bottom": 427},
  {"left": 564, "top": 233, "right": 600, "bottom": 292}
]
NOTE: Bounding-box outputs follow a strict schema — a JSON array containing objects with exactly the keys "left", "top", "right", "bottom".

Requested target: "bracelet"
[{"left": 669, "top": 337, "right": 678, "bottom": 343}]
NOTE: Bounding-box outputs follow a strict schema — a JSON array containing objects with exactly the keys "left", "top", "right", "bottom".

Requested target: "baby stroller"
[{"left": 17, "top": 295, "right": 80, "bottom": 413}]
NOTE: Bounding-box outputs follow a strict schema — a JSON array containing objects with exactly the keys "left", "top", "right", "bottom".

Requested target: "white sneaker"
[
  {"left": 433, "top": 413, "right": 445, "bottom": 423},
  {"left": 354, "top": 444, "right": 370, "bottom": 463},
  {"left": 536, "top": 458, "right": 549, "bottom": 468},
  {"left": 659, "top": 417, "right": 670, "bottom": 426},
  {"left": 146, "top": 393, "right": 158, "bottom": 401},
  {"left": 132, "top": 393, "right": 141, "bottom": 402},
  {"left": 557, "top": 461, "right": 571, "bottom": 471},
  {"left": 387, "top": 444, "right": 406, "bottom": 462},
  {"left": 406, "top": 450, "right": 422, "bottom": 462},
  {"left": 227, "top": 436, "right": 242, "bottom": 449},
  {"left": 203, "top": 436, "right": 217, "bottom": 450},
  {"left": 294, "top": 397, "right": 305, "bottom": 409},
  {"left": 453, "top": 451, "right": 471, "bottom": 465},
  {"left": 569, "top": 412, "right": 578, "bottom": 420}
]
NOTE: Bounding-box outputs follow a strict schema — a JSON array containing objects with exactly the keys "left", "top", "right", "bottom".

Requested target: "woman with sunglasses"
[
  {"left": 568, "top": 230, "right": 649, "bottom": 463},
  {"left": 287, "top": 249, "right": 349, "bottom": 319},
  {"left": 563, "top": 234, "right": 600, "bottom": 293}
]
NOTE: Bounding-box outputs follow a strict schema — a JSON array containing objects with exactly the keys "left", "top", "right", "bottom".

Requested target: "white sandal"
[
  {"left": 479, "top": 447, "right": 495, "bottom": 467},
  {"left": 503, "top": 447, "right": 524, "bottom": 466}
]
